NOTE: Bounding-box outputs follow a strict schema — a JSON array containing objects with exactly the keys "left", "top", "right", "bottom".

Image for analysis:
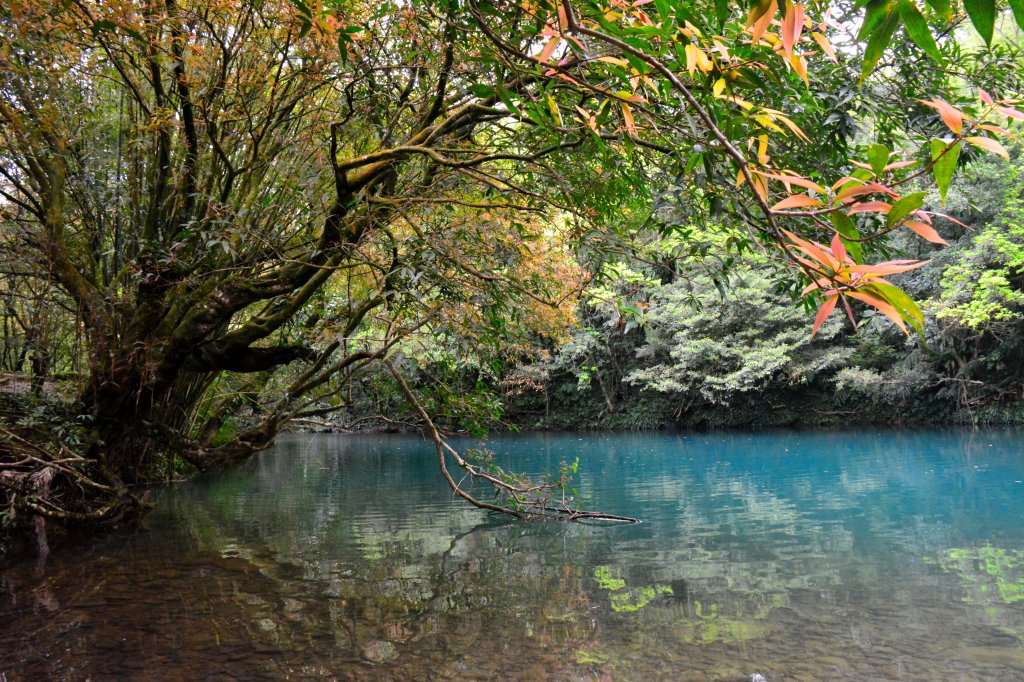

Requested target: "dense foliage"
[{"left": 1, "top": 0, "right": 1023, "bottom": 548}]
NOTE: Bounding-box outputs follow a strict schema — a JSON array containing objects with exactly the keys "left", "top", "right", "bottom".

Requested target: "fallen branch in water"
[{"left": 384, "top": 359, "right": 639, "bottom": 523}]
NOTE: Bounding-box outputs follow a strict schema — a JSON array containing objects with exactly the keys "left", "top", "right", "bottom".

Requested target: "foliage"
[{"left": 626, "top": 265, "right": 852, "bottom": 406}]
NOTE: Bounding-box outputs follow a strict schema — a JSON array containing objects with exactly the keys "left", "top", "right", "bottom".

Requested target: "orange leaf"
[
  {"left": 830, "top": 233, "right": 847, "bottom": 262},
  {"left": 845, "top": 290, "right": 908, "bottom": 334},
  {"left": 847, "top": 260, "right": 928, "bottom": 276},
  {"left": 621, "top": 102, "right": 637, "bottom": 135},
  {"left": 905, "top": 221, "right": 947, "bottom": 244},
  {"left": 750, "top": 0, "right": 778, "bottom": 43},
  {"left": 920, "top": 98, "right": 964, "bottom": 134},
  {"left": 754, "top": 170, "right": 826, "bottom": 194},
  {"left": 997, "top": 106, "right": 1024, "bottom": 120},
  {"left": 846, "top": 201, "right": 891, "bottom": 214},
  {"left": 536, "top": 37, "right": 560, "bottom": 63},
  {"left": 811, "top": 294, "right": 838, "bottom": 338},
  {"left": 979, "top": 88, "right": 993, "bottom": 105},
  {"left": 966, "top": 136, "right": 1010, "bottom": 159},
  {"left": 835, "top": 184, "right": 877, "bottom": 203},
  {"left": 781, "top": 1, "right": 804, "bottom": 56},
  {"left": 771, "top": 194, "right": 823, "bottom": 210},
  {"left": 783, "top": 230, "right": 837, "bottom": 269},
  {"left": 883, "top": 159, "right": 917, "bottom": 171},
  {"left": 811, "top": 31, "right": 836, "bottom": 61},
  {"left": 921, "top": 211, "right": 970, "bottom": 229}
]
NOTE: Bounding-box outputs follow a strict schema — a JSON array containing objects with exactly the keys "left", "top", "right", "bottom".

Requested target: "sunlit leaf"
[
  {"left": 831, "top": 211, "right": 864, "bottom": 262},
  {"left": 861, "top": 8, "right": 900, "bottom": 81},
  {"left": 920, "top": 99, "right": 964, "bottom": 134},
  {"left": 963, "top": 0, "right": 996, "bottom": 46},
  {"left": 1010, "top": 0, "right": 1024, "bottom": 31},
  {"left": 771, "top": 194, "right": 824, "bottom": 210},
  {"left": 966, "top": 136, "right": 1010, "bottom": 159},
  {"left": 898, "top": 0, "right": 942, "bottom": 62}
]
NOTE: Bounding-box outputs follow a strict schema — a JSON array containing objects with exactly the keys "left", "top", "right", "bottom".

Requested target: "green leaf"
[
  {"left": 858, "top": 0, "right": 893, "bottom": 41},
  {"left": 864, "top": 282, "right": 925, "bottom": 337},
  {"left": 887, "top": 191, "right": 927, "bottom": 227},
  {"left": 468, "top": 83, "right": 496, "bottom": 98},
  {"left": 861, "top": 9, "right": 900, "bottom": 81},
  {"left": 898, "top": 0, "right": 943, "bottom": 62},
  {"left": 930, "top": 138, "right": 961, "bottom": 205},
  {"left": 337, "top": 37, "right": 348, "bottom": 63},
  {"left": 923, "top": 0, "right": 952, "bottom": 19},
  {"left": 715, "top": 0, "right": 731, "bottom": 28},
  {"left": 963, "top": 0, "right": 996, "bottom": 45},
  {"left": 1009, "top": 0, "right": 1024, "bottom": 32},
  {"left": 831, "top": 211, "right": 864, "bottom": 262},
  {"left": 867, "top": 143, "right": 890, "bottom": 175},
  {"left": 496, "top": 85, "right": 522, "bottom": 117}
]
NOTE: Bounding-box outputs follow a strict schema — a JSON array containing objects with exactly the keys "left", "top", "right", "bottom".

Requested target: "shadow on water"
[{"left": 2, "top": 430, "right": 1024, "bottom": 680}]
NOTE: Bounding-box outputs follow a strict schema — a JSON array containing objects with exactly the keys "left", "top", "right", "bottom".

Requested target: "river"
[{"left": 2, "top": 430, "right": 1024, "bottom": 680}]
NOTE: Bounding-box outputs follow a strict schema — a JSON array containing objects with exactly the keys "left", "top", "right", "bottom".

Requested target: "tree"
[{"left": 0, "top": 0, "right": 1020, "bottom": 539}]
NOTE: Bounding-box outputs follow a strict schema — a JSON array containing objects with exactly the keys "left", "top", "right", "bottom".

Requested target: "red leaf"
[
  {"left": 846, "top": 201, "right": 892, "bottom": 214},
  {"left": 771, "top": 194, "right": 824, "bottom": 210},
  {"left": 811, "top": 294, "right": 838, "bottom": 338},
  {"left": 905, "top": 220, "right": 947, "bottom": 244},
  {"left": 846, "top": 290, "right": 908, "bottom": 334},
  {"left": 831, "top": 233, "right": 847, "bottom": 262}
]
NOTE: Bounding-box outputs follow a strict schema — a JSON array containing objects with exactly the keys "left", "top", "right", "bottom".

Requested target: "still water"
[{"left": 2, "top": 431, "right": 1024, "bottom": 680}]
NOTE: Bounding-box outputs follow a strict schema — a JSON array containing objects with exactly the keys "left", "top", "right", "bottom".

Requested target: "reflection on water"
[{"left": 3, "top": 430, "right": 1024, "bottom": 680}]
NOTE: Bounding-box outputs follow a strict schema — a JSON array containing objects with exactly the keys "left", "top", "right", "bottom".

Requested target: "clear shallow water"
[{"left": 2, "top": 430, "right": 1024, "bottom": 681}]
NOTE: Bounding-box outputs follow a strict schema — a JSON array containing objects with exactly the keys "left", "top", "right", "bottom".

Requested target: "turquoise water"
[{"left": 2, "top": 430, "right": 1024, "bottom": 680}]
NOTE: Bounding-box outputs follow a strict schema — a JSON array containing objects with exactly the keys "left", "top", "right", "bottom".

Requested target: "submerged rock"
[{"left": 362, "top": 639, "right": 398, "bottom": 663}]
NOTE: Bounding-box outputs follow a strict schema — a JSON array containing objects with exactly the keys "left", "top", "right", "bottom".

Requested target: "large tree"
[{"left": 1, "top": 0, "right": 1020, "bottom": 535}]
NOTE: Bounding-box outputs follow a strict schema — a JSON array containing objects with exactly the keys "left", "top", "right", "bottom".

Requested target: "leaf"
[
  {"left": 997, "top": 105, "right": 1024, "bottom": 120},
  {"left": 861, "top": 8, "right": 900, "bottom": 81},
  {"left": 923, "top": 0, "right": 952, "bottom": 19},
  {"left": 864, "top": 282, "right": 925, "bottom": 336},
  {"left": 886, "top": 191, "right": 926, "bottom": 227},
  {"left": 858, "top": 0, "right": 892, "bottom": 41},
  {"left": 898, "top": 0, "right": 942, "bottom": 62},
  {"left": 469, "top": 83, "right": 496, "bottom": 98},
  {"left": 831, "top": 211, "right": 864, "bottom": 262},
  {"left": 847, "top": 260, "right": 928, "bottom": 276},
  {"left": 621, "top": 102, "right": 637, "bottom": 135},
  {"left": 811, "top": 295, "right": 839, "bottom": 338},
  {"left": 920, "top": 99, "right": 964, "bottom": 134},
  {"left": 749, "top": 0, "right": 778, "bottom": 42},
  {"left": 963, "top": 0, "right": 996, "bottom": 45},
  {"left": 1010, "top": 0, "right": 1024, "bottom": 31},
  {"left": 846, "top": 290, "right": 909, "bottom": 334},
  {"left": 537, "top": 37, "right": 560, "bottom": 63},
  {"left": 771, "top": 194, "right": 824, "bottom": 210},
  {"left": 966, "top": 136, "right": 1010, "bottom": 159},
  {"left": 847, "top": 200, "right": 892, "bottom": 214},
  {"left": 930, "top": 139, "right": 961, "bottom": 205},
  {"left": 781, "top": 1, "right": 805, "bottom": 56},
  {"left": 831, "top": 233, "right": 847, "bottom": 262},
  {"left": 754, "top": 170, "right": 826, "bottom": 194},
  {"left": 547, "top": 94, "right": 563, "bottom": 126},
  {"left": 905, "top": 220, "right": 947, "bottom": 244},
  {"left": 867, "top": 143, "right": 889, "bottom": 175},
  {"left": 811, "top": 31, "right": 838, "bottom": 61}
]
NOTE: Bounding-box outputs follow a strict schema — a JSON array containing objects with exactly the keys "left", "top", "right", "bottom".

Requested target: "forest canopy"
[{"left": 1, "top": 0, "right": 1022, "bottom": 539}]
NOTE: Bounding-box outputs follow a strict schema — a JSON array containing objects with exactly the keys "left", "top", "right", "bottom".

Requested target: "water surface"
[{"left": 3, "top": 430, "right": 1024, "bottom": 680}]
